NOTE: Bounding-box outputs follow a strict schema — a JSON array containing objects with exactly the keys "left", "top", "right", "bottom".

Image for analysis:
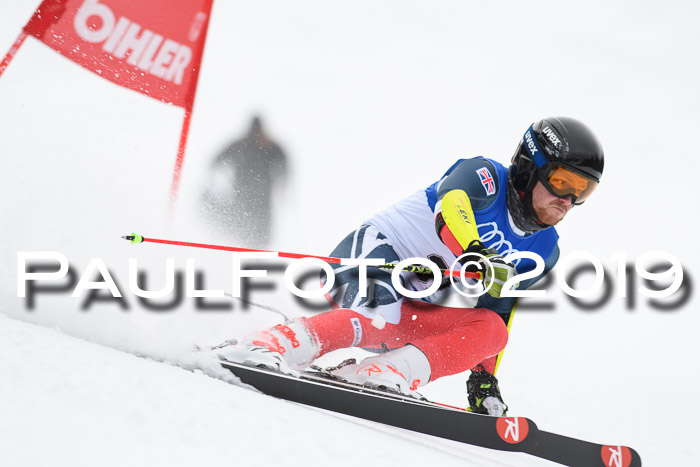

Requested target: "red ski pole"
[{"left": 121, "top": 233, "right": 480, "bottom": 280}]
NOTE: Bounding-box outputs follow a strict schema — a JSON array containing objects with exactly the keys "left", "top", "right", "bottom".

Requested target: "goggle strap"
[{"left": 523, "top": 125, "right": 548, "bottom": 169}]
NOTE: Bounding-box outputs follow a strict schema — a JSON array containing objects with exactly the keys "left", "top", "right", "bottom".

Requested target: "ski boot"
[
  {"left": 217, "top": 319, "right": 321, "bottom": 375},
  {"left": 328, "top": 344, "right": 431, "bottom": 396}
]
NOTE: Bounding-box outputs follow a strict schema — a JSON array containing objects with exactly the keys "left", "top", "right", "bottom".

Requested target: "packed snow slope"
[
  {"left": 0, "top": 313, "right": 550, "bottom": 467},
  {"left": 1, "top": 1, "right": 699, "bottom": 466}
]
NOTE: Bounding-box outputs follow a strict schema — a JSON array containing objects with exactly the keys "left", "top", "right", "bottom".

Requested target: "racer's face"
[{"left": 532, "top": 181, "right": 572, "bottom": 225}]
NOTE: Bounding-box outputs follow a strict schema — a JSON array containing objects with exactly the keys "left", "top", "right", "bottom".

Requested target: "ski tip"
[
  {"left": 630, "top": 446, "right": 643, "bottom": 467},
  {"left": 601, "top": 445, "right": 643, "bottom": 467},
  {"left": 121, "top": 232, "right": 144, "bottom": 244}
]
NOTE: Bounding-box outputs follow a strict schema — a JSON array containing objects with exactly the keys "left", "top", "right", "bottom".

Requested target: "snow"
[
  {"left": 0, "top": 313, "right": 543, "bottom": 467},
  {"left": 1, "top": 1, "right": 700, "bottom": 466}
]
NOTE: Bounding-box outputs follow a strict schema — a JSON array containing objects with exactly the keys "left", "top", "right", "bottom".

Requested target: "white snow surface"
[
  {"left": 0, "top": 313, "right": 548, "bottom": 467},
  {"left": 1, "top": 1, "right": 700, "bottom": 466}
]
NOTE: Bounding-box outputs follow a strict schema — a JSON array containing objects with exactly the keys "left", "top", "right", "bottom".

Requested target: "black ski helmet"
[{"left": 510, "top": 116, "right": 604, "bottom": 205}]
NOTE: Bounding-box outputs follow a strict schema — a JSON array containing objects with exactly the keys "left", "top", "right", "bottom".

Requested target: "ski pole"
[{"left": 121, "top": 233, "right": 481, "bottom": 280}]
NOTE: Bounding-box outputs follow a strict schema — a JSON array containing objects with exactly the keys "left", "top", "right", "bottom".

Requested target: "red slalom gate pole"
[
  {"left": 166, "top": 0, "right": 214, "bottom": 220},
  {"left": 121, "top": 233, "right": 480, "bottom": 280},
  {"left": 0, "top": 31, "right": 28, "bottom": 79}
]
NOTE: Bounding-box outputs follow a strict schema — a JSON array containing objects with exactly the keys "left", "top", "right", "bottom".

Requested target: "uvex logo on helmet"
[
  {"left": 524, "top": 130, "right": 538, "bottom": 156},
  {"left": 542, "top": 126, "right": 562, "bottom": 147}
]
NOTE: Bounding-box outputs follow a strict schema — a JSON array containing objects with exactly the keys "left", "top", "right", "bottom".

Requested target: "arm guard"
[{"left": 434, "top": 189, "right": 481, "bottom": 256}]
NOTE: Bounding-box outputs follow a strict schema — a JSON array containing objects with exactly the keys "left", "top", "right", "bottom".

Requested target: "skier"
[
  {"left": 201, "top": 116, "right": 287, "bottom": 248},
  {"left": 219, "top": 117, "right": 604, "bottom": 415}
]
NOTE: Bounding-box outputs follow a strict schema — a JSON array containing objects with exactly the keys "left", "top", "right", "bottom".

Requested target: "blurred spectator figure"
[{"left": 202, "top": 116, "right": 287, "bottom": 248}]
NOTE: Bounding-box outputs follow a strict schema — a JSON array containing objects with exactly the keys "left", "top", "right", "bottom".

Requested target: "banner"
[
  {"left": 23, "top": 0, "right": 213, "bottom": 108},
  {"left": 1, "top": 0, "right": 215, "bottom": 206}
]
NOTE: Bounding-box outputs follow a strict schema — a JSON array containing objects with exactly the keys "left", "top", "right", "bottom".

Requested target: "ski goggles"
[{"left": 540, "top": 165, "right": 598, "bottom": 205}]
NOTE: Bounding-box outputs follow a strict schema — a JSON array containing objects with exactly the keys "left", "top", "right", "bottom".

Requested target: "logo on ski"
[
  {"left": 496, "top": 417, "right": 530, "bottom": 444},
  {"left": 601, "top": 445, "right": 632, "bottom": 467}
]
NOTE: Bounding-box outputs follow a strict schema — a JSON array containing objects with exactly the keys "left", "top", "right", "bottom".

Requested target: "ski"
[
  {"left": 531, "top": 430, "right": 642, "bottom": 467},
  {"left": 221, "top": 360, "right": 538, "bottom": 452},
  {"left": 221, "top": 361, "right": 642, "bottom": 466}
]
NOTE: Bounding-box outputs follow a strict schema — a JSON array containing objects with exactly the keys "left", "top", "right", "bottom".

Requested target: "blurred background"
[{"left": 1, "top": 1, "right": 699, "bottom": 464}]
